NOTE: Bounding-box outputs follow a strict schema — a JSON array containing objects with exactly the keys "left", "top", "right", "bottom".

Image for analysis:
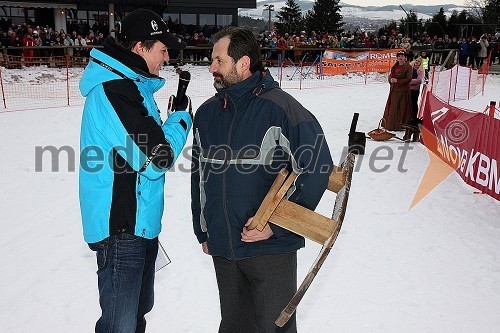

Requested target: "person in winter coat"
[
  {"left": 382, "top": 50, "right": 413, "bottom": 130},
  {"left": 488, "top": 35, "right": 498, "bottom": 65},
  {"left": 191, "top": 26, "right": 333, "bottom": 333},
  {"left": 9, "top": 33, "right": 23, "bottom": 57},
  {"left": 79, "top": 9, "right": 191, "bottom": 332},
  {"left": 409, "top": 57, "right": 425, "bottom": 118},
  {"left": 458, "top": 37, "right": 469, "bottom": 66},
  {"left": 62, "top": 33, "right": 74, "bottom": 56},
  {"left": 468, "top": 36, "right": 480, "bottom": 69},
  {"left": 420, "top": 50, "right": 430, "bottom": 81},
  {"left": 477, "top": 35, "right": 489, "bottom": 69},
  {"left": 22, "top": 33, "right": 36, "bottom": 63},
  {"left": 74, "top": 34, "right": 87, "bottom": 57},
  {"left": 0, "top": 30, "right": 10, "bottom": 48}
]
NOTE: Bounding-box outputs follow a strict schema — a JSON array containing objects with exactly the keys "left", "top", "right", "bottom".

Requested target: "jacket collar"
[
  {"left": 101, "top": 36, "right": 156, "bottom": 79},
  {"left": 216, "top": 69, "right": 278, "bottom": 106}
]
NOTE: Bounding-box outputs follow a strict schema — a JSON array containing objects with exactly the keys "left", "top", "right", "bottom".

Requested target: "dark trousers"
[
  {"left": 88, "top": 234, "right": 158, "bottom": 333},
  {"left": 411, "top": 89, "right": 420, "bottom": 119},
  {"left": 213, "top": 252, "right": 297, "bottom": 333},
  {"left": 469, "top": 56, "right": 477, "bottom": 69},
  {"left": 459, "top": 54, "right": 468, "bottom": 66}
]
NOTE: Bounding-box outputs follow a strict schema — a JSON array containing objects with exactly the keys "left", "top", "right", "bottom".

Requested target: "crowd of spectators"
[
  {"left": 0, "top": 22, "right": 106, "bottom": 60},
  {"left": 1, "top": 20, "right": 499, "bottom": 69},
  {"left": 252, "top": 28, "right": 499, "bottom": 67}
]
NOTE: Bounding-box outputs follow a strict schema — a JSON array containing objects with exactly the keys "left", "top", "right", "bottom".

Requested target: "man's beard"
[{"left": 213, "top": 65, "right": 241, "bottom": 89}]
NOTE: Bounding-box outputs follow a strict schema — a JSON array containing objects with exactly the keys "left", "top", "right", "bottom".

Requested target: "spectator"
[
  {"left": 378, "top": 35, "right": 389, "bottom": 48},
  {"left": 74, "top": 34, "right": 87, "bottom": 58},
  {"left": 400, "top": 38, "right": 411, "bottom": 52},
  {"left": 433, "top": 36, "right": 445, "bottom": 49},
  {"left": 52, "top": 35, "right": 65, "bottom": 57},
  {"left": 382, "top": 51, "right": 412, "bottom": 130},
  {"left": 191, "top": 32, "right": 203, "bottom": 62},
  {"left": 458, "top": 37, "right": 469, "bottom": 66},
  {"left": 412, "top": 39, "right": 422, "bottom": 47},
  {"left": 409, "top": 57, "right": 425, "bottom": 118},
  {"left": 433, "top": 37, "right": 446, "bottom": 64},
  {"left": 40, "top": 33, "right": 52, "bottom": 57},
  {"left": 339, "top": 36, "right": 348, "bottom": 48},
  {"left": 32, "top": 30, "right": 42, "bottom": 46},
  {"left": 62, "top": 33, "right": 74, "bottom": 56},
  {"left": 468, "top": 36, "right": 480, "bottom": 69},
  {"left": 293, "top": 35, "right": 302, "bottom": 61},
  {"left": 268, "top": 36, "right": 278, "bottom": 61},
  {"left": 420, "top": 50, "right": 430, "bottom": 81},
  {"left": 1, "top": 30, "right": 10, "bottom": 48},
  {"left": 488, "top": 35, "right": 498, "bottom": 65},
  {"left": 10, "top": 33, "right": 23, "bottom": 57},
  {"left": 22, "top": 33, "right": 36, "bottom": 63},
  {"left": 448, "top": 36, "right": 459, "bottom": 50},
  {"left": 93, "top": 32, "right": 104, "bottom": 47},
  {"left": 477, "top": 35, "right": 489, "bottom": 69}
]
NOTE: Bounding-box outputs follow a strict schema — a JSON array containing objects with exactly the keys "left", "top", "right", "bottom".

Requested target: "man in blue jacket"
[
  {"left": 191, "top": 27, "right": 333, "bottom": 332},
  {"left": 79, "top": 9, "right": 192, "bottom": 333}
]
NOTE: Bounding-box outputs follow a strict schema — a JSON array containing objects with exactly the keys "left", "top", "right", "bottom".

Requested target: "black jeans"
[{"left": 213, "top": 252, "right": 297, "bottom": 333}]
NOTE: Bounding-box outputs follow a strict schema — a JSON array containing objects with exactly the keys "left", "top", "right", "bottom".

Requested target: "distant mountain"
[{"left": 239, "top": 1, "right": 466, "bottom": 31}]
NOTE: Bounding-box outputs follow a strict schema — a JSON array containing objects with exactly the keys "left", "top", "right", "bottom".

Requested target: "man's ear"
[
  {"left": 238, "top": 55, "right": 251, "bottom": 71},
  {"left": 132, "top": 42, "right": 143, "bottom": 55}
]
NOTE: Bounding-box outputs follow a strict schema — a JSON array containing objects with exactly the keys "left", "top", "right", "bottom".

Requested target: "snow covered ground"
[{"left": 0, "top": 66, "right": 499, "bottom": 332}]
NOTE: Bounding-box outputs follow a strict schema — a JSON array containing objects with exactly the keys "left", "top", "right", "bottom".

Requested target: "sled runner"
[{"left": 247, "top": 152, "right": 355, "bottom": 327}]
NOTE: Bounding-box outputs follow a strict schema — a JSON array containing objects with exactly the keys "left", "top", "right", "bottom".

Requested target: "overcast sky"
[{"left": 342, "top": 1, "right": 465, "bottom": 6}]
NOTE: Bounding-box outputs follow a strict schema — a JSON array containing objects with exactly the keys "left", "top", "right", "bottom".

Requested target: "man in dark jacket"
[
  {"left": 191, "top": 27, "right": 333, "bottom": 333},
  {"left": 468, "top": 36, "right": 480, "bottom": 69},
  {"left": 458, "top": 37, "right": 469, "bottom": 66},
  {"left": 79, "top": 9, "right": 191, "bottom": 333}
]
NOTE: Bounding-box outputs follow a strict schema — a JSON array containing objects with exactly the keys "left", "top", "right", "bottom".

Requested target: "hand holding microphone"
[{"left": 167, "top": 70, "right": 192, "bottom": 118}]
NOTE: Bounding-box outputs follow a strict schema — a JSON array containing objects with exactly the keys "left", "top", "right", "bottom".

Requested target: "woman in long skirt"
[{"left": 382, "top": 51, "right": 413, "bottom": 130}]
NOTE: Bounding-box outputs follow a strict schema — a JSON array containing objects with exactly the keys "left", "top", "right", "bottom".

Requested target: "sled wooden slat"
[
  {"left": 269, "top": 200, "right": 338, "bottom": 245},
  {"left": 247, "top": 168, "right": 289, "bottom": 230},
  {"left": 327, "top": 165, "right": 346, "bottom": 193},
  {"left": 252, "top": 170, "right": 298, "bottom": 231}
]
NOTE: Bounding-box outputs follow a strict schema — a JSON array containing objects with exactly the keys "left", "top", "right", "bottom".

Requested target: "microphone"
[{"left": 175, "top": 70, "right": 191, "bottom": 110}]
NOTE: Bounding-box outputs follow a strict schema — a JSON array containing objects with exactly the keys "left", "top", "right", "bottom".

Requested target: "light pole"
[
  {"left": 400, "top": 5, "right": 410, "bottom": 38},
  {"left": 264, "top": 4, "right": 274, "bottom": 34}
]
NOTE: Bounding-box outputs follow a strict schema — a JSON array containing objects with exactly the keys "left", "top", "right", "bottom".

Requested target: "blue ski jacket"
[
  {"left": 191, "top": 69, "right": 333, "bottom": 260},
  {"left": 79, "top": 37, "right": 192, "bottom": 243}
]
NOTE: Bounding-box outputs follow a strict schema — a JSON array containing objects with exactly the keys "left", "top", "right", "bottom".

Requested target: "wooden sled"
[{"left": 247, "top": 153, "right": 356, "bottom": 327}]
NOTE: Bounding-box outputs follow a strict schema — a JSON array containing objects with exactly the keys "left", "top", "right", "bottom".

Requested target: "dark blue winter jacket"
[{"left": 191, "top": 69, "right": 333, "bottom": 260}]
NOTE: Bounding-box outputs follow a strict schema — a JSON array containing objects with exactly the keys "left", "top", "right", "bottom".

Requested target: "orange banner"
[{"left": 318, "top": 49, "right": 403, "bottom": 76}]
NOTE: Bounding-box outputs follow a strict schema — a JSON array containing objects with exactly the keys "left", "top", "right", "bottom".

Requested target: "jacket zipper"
[
  {"left": 137, "top": 174, "right": 142, "bottom": 236},
  {"left": 223, "top": 94, "right": 237, "bottom": 260}
]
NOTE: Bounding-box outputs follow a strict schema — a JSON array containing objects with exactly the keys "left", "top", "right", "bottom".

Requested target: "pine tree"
[
  {"left": 275, "top": 0, "right": 303, "bottom": 35},
  {"left": 429, "top": 7, "right": 447, "bottom": 37},
  {"left": 447, "top": 10, "right": 465, "bottom": 38},
  {"left": 400, "top": 10, "right": 419, "bottom": 37},
  {"left": 305, "top": 0, "right": 344, "bottom": 34},
  {"left": 483, "top": 0, "right": 500, "bottom": 26}
]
